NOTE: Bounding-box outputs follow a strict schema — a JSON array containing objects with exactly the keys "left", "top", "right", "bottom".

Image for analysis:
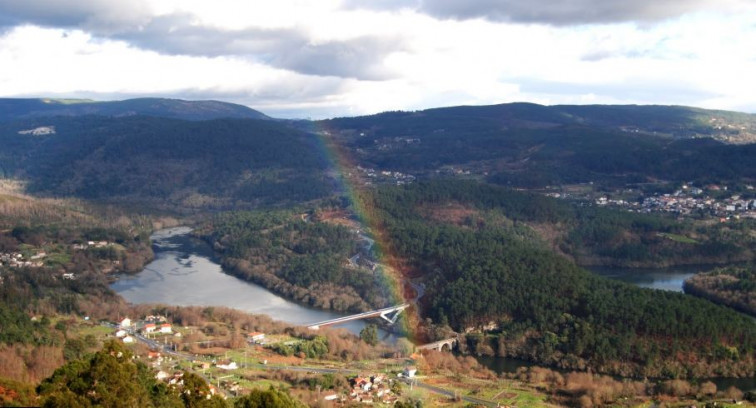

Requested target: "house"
[
  {"left": 122, "top": 335, "right": 135, "bottom": 344},
  {"left": 247, "top": 332, "right": 265, "bottom": 343},
  {"left": 217, "top": 361, "right": 237, "bottom": 370},
  {"left": 169, "top": 372, "right": 184, "bottom": 385},
  {"left": 115, "top": 329, "right": 127, "bottom": 338},
  {"left": 159, "top": 324, "right": 172, "bottom": 334},
  {"left": 148, "top": 351, "right": 161, "bottom": 359},
  {"left": 119, "top": 318, "right": 132, "bottom": 328},
  {"left": 155, "top": 370, "right": 170, "bottom": 381},
  {"left": 403, "top": 367, "right": 417, "bottom": 378},
  {"left": 143, "top": 323, "right": 156, "bottom": 334},
  {"left": 324, "top": 394, "right": 339, "bottom": 401},
  {"left": 353, "top": 377, "right": 371, "bottom": 391}
]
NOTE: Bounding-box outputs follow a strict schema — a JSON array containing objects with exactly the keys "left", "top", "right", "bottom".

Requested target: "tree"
[
  {"left": 38, "top": 340, "right": 223, "bottom": 408},
  {"left": 396, "top": 338, "right": 415, "bottom": 357},
  {"left": 233, "top": 387, "right": 304, "bottom": 408},
  {"left": 39, "top": 340, "right": 153, "bottom": 408},
  {"left": 181, "top": 371, "right": 227, "bottom": 408},
  {"left": 359, "top": 324, "right": 378, "bottom": 346}
]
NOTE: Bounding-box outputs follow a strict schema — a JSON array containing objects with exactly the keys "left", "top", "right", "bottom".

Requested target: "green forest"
[
  {"left": 0, "top": 116, "right": 332, "bottom": 210},
  {"left": 199, "top": 210, "right": 390, "bottom": 312},
  {"left": 684, "top": 265, "right": 756, "bottom": 316},
  {"left": 358, "top": 181, "right": 756, "bottom": 377},
  {"left": 321, "top": 104, "right": 756, "bottom": 188}
]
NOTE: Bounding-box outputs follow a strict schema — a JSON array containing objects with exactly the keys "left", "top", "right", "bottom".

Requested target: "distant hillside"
[
  {"left": 0, "top": 97, "right": 270, "bottom": 121},
  {"left": 319, "top": 103, "right": 756, "bottom": 188},
  {"left": 0, "top": 116, "right": 330, "bottom": 211},
  {"left": 2, "top": 100, "right": 756, "bottom": 207},
  {"left": 325, "top": 103, "right": 756, "bottom": 142}
]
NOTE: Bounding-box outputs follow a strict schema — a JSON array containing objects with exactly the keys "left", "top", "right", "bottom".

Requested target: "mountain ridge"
[{"left": 0, "top": 97, "right": 271, "bottom": 121}]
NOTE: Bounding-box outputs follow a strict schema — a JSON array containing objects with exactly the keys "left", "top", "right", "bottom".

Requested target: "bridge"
[
  {"left": 416, "top": 337, "right": 458, "bottom": 352},
  {"left": 307, "top": 304, "right": 409, "bottom": 330}
]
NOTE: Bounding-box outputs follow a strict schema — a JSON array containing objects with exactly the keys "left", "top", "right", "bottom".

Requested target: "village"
[
  {"left": 105, "top": 315, "right": 417, "bottom": 405},
  {"left": 0, "top": 240, "right": 117, "bottom": 283},
  {"left": 355, "top": 165, "right": 416, "bottom": 186},
  {"left": 546, "top": 183, "right": 756, "bottom": 220}
]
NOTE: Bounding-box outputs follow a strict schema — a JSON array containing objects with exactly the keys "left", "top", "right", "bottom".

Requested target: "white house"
[
  {"left": 155, "top": 371, "right": 170, "bottom": 381},
  {"left": 122, "top": 335, "right": 135, "bottom": 344},
  {"left": 159, "top": 324, "right": 172, "bottom": 334},
  {"left": 143, "top": 323, "right": 156, "bottom": 334},
  {"left": 115, "top": 329, "right": 127, "bottom": 338},
  {"left": 119, "top": 318, "right": 131, "bottom": 328},
  {"left": 217, "top": 361, "right": 237, "bottom": 370},
  {"left": 403, "top": 367, "right": 417, "bottom": 378},
  {"left": 247, "top": 332, "right": 265, "bottom": 343}
]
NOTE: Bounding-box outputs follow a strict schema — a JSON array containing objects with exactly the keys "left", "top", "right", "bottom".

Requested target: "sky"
[{"left": 1, "top": 0, "right": 755, "bottom": 119}]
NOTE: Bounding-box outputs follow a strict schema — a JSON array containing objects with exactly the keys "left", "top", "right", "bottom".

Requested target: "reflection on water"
[
  {"left": 587, "top": 264, "right": 718, "bottom": 292},
  {"left": 111, "top": 227, "right": 396, "bottom": 339}
]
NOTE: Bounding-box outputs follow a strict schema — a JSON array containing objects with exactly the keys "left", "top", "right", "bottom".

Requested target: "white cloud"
[{"left": 0, "top": 1, "right": 754, "bottom": 118}]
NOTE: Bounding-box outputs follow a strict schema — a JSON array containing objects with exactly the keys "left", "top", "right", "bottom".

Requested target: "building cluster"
[
  {"left": 637, "top": 193, "right": 756, "bottom": 218},
  {"left": 545, "top": 184, "right": 756, "bottom": 220},
  {"left": 113, "top": 316, "right": 178, "bottom": 344},
  {"left": 0, "top": 251, "right": 46, "bottom": 268},
  {"left": 72, "top": 240, "right": 112, "bottom": 250},
  {"left": 153, "top": 371, "right": 220, "bottom": 399},
  {"left": 435, "top": 166, "right": 472, "bottom": 176},
  {"left": 18, "top": 126, "right": 56, "bottom": 135},
  {"left": 592, "top": 188, "right": 756, "bottom": 219},
  {"left": 374, "top": 137, "right": 421, "bottom": 152},
  {"left": 333, "top": 374, "right": 398, "bottom": 405},
  {"left": 356, "top": 166, "right": 416, "bottom": 185}
]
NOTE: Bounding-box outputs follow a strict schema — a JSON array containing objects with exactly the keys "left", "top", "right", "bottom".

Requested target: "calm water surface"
[
  {"left": 113, "top": 228, "right": 752, "bottom": 388},
  {"left": 111, "top": 227, "right": 396, "bottom": 340},
  {"left": 587, "top": 265, "right": 716, "bottom": 292}
]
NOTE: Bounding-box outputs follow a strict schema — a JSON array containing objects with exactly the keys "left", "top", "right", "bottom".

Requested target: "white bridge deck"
[{"left": 307, "top": 304, "right": 409, "bottom": 330}]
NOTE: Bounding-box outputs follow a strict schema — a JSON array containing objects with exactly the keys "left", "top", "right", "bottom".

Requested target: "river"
[
  {"left": 112, "top": 228, "right": 753, "bottom": 389},
  {"left": 110, "top": 227, "right": 397, "bottom": 341},
  {"left": 587, "top": 264, "right": 717, "bottom": 292}
]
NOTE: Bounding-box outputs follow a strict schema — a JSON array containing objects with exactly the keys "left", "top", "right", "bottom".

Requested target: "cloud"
[
  {"left": 0, "top": 1, "right": 404, "bottom": 80},
  {"left": 0, "top": 0, "right": 152, "bottom": 32},
  {"left": 345, "top": 0, "right": 749, "bottom": 25},
  {"left": 518, "top": 78, "right": 721, "bottom": 105},
  {"left": 116, "top": 14, "right": 401, "bottom": 80}
]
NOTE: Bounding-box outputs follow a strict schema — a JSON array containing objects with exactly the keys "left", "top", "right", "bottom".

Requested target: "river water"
[
  {"left": 588, "top": 264, "right": 718, "bottom": 292},
  {"left": 112, "top": 228, "right": 753, "bottom": 389},
  {"left": 110, "top": 227, "right": 396, "bottom": 340}
]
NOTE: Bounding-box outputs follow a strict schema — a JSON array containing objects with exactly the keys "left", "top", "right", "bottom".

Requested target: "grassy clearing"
[{"left": 658, "top": 232, "right": 699, "bottom": 244}]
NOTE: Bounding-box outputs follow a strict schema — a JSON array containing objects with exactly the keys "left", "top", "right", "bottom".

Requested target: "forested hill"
[
  {"left": 319, "top": 103, "right": 756, "bottom": 188},
  {"left": 0, "top": 97, "right": 270, "bottom": 121},
  {"left": 323, "top": 103, "right": 756, "bottom": 143},
  {"left": 2, "top": 99, "right": 756, "bottom": 207},
  {"left": 0, "top": 116, "right": 331, "bottom": 210},
  {"left": 362, "top": 181, "right": 756, "bottom": 378}
]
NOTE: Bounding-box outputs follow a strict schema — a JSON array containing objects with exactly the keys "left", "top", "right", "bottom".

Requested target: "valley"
[{"left": 0, "top": 98, "right": 755, "bottom": 407}]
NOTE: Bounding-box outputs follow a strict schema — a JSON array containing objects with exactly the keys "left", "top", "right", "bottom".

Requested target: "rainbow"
[{"left": 303, "top": 121, "right": 420, "bottom": 342}]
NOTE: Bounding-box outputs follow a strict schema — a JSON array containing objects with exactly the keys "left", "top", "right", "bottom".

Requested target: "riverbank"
[
  {"left": 111, "top": 227, "right": 399, "bottom": 340},
  {"left": 683, "top": 266, "right": 756, "bottom": 317}
]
